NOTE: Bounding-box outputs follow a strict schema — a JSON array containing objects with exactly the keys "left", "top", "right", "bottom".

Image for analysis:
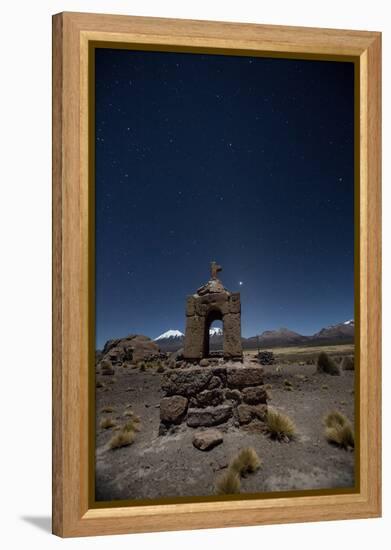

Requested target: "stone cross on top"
[{"left": 210, "top": 261, "right": 222, "bottom": 280}]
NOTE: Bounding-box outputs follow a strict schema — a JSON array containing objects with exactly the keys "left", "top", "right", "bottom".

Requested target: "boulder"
[
  {"left": 237, "top": 403, "right": 267, "bottom": 424},
  {"left": 210, "top": 367, "right": 227, "bottom": 384},
  {"left": 227, "top": 367, "right": 264, "bottom": 388},
  {"left": 161, "top": 369, "right": 212, "bottom": 396},
  {"left": 200, "top": 358, "right": 210, "bottom": 367},
  {"left": 100, "top": 359, "right": 114, "bottom": 375},
  {"left": 169, "top": 348, "right": 184, "bottom": 362},
  {"left": 192, "top": 429, "right": 223, "bottom": 451},
  {"left": 242, "top": 385, "right": 268, "bottom": 405},
  {"left": 187, "top": 405, "right": 233, "bottom": 427},
  {"left": 208, "top": 376, "right": 222, "bottom": 389},
  {"left": 101, "top": 334, "right": 159, "bottom": 365},
  {"left": 190, "top": 389, "right": 224, "bottom": 408},
  {"left": 160, "top": 396, "right": 188, "bottom": 425},
  {"left": 224, "top": 388, "right": 242, "bottom": 402}
]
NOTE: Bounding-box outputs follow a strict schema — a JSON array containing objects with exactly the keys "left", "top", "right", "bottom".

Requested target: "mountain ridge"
[{"left": 153, "top": 320, "right": 354, "bottom": 351}]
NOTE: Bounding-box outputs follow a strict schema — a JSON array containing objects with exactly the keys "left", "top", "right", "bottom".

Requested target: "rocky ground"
[{"left": 95, "top": 350, "right": 355, "bottom": 503}]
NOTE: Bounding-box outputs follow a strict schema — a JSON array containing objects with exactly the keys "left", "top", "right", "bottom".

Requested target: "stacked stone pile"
[
  {"left": 257, "top": 351, "right": 275, "bottom": 365},
  {"left": 159, "top": 365, "right": 268, "bottom": 435}
]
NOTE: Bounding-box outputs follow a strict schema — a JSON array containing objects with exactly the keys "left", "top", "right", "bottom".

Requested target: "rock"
[
  {"left": 210, "top": 367, "right": 227, "bottom": 384},
  {"left": 200, "top": 358, "right": 210, "bottom": 367},
  {"left": 161, "top": 369, "right": 212, "bottom": 396},
  {"left": 169, "top": 348, "right": 184, "bottom": 362},
  {"left": 158, "top": 423, "right": 168, "bottom": 436},
  {"left": 160, "top": 396, "right": 188, "bottom": 425},
  {"left": 227, "top": 367, "right": 264, "bottom": 388},
  {"left": 242, "top": 385, "right": 268, "bottom": 405},
  {"left": 224, "top": 388, "right": 242, "bottom": 402},
  {"left": 187, "top": 405, "right": 233, "bottom": 427},
  {"left": 190, "top": 389, "right": 224, "bottom": 408},
  {"left": 237, "top": 403, "right": 267, "bottom": 424},
  {"left": 101, "top": 334, "right": 160, "bottom": 365},
  {"left": 257, "top": 351, "right": 275, "bottom": 365},
  {"left": 100, "top": 360, "right": 114, "bottom": 375},
  {"left": 242, "top": 419, "right": 266, "bottom": 434},
  {"left": 208, "top": 375, "right": 222, "bottom": 389},
  {"left": 192, "top": 429, "right": 223, "bottom": 451}
]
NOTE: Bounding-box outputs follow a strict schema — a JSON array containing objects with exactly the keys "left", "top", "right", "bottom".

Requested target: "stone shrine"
[{"left": 183, "top": 262, "right": 243, "bottom": 361}]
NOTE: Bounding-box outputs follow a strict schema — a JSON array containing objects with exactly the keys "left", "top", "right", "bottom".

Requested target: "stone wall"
[{"left": 159, "top": 365, "right": 268, "bottom": 435}]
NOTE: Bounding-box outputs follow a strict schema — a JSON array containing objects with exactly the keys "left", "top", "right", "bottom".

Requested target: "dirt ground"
[{"left": 95, "top": 347, "right": 355, "bottom": 502}]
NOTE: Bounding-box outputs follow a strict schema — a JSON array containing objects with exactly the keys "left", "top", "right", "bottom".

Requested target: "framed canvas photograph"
[{"left": 52, "top": 12, "right": 381, "bottom": 537}]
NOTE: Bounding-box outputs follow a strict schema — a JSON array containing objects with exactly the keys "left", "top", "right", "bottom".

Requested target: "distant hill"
[
  {"left": 244, "top": 328, "right": 307, "bottom": 349},
  {"left": 244, "top": 320, "right": 354, "bottom": 349}
]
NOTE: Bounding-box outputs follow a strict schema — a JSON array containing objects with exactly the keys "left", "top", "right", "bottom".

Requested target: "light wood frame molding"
[{"left": 52, "top": 11, "right": 381, "bottom": 537}]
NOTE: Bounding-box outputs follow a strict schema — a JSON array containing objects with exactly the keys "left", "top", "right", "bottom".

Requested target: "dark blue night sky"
[{"left": 95, "top": 48, "right": 354, "bottom": 349}]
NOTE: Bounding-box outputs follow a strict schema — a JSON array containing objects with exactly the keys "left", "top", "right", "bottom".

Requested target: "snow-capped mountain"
[
  {"left": 154, "top": 326, "right": 224, "bottom": 352},
  {"left": 154, "top": 329, "right": 184, "bottom": 352},
  {"left": 154, "top": 329, "right": 184, "bottom": 341},
  {"left": 311, "top": 319, "right": 354, "bottom": 344},
  {"left": 311, "top": 319, "right": 354, "bottom": 343}
]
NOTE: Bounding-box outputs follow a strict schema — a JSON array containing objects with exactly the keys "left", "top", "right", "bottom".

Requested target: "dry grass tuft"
[
  {"left": 341, "top": 356, "right": 355, "bottom": 371},
  {"left": 283, "top": 379, "right": 293, "bottom": 387},
  {"left": 266, "top": 408, "right": 296, "bottom": 441},
  {"left": 100, "top": 406, "right": 115, "bottom": 413},
  {"left": 324, "top": 410, "right": 347, "bottom": 428},
  {"left": 139, "top": 362, "right": 146, "bottom": 371},
  {"left": 230, "top": 447, "right": 262, "bottom": 476},
  {"left": 109, "top": 428, "right": 135, "bottom": 450},
  {"left": 99, "top": 417, "right": 116, "bottom": 430},
  {"left": 317, "top": 352, "right": 340, "bottom": 376},
  {"left": 324, "top": 410, "right": 354, "bottom": 449},
  {"left": 325, "top": 423, "right": 355, "bottom": 450},
  {"left": 214, "top": 469, "right": 241, "bottom": 495},
  {"left": 96, "top": 380, "right": 105, "bottom": 388},
  {"left": 123, "top": 419, "right": 141, "bottom": 432}
]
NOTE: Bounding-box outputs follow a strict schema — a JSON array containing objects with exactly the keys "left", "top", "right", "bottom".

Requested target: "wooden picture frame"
[{"left": 52, "top": 11, "right": 381, "bottom": 537}]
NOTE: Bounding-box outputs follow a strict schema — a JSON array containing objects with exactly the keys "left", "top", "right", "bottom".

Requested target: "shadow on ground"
[{"left": 21, "top": 516, "right": 51, "bottom": 534}]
